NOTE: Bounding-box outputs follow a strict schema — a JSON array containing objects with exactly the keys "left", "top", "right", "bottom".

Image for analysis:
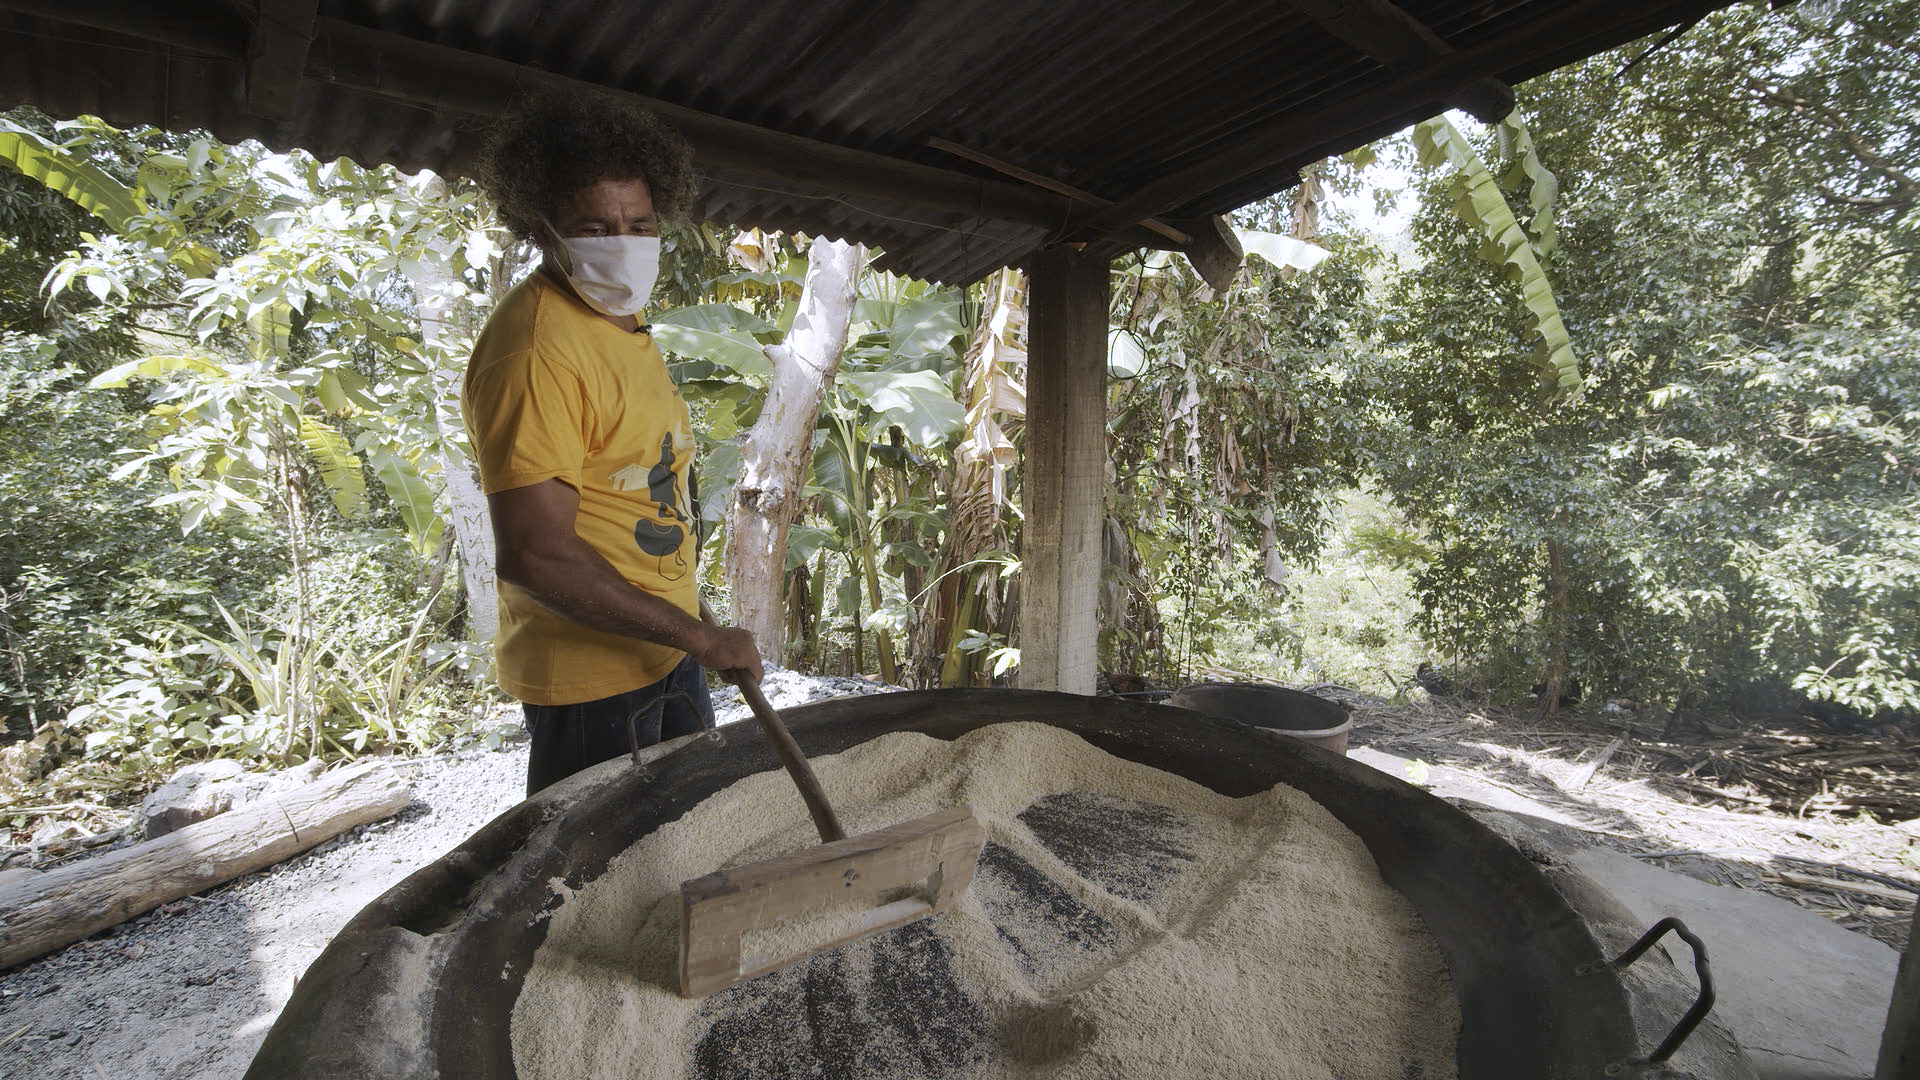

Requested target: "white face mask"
[{"left": 544, "top": 228, "right": 662, "bottom": 318}]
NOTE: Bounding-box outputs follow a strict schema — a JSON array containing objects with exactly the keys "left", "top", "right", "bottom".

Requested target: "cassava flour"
[{"left": 511, "top": 721, "right": 1460, "bottom": 1080}]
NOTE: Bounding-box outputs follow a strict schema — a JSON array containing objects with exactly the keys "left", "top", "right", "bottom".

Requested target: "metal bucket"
[
  {"left": 244, "top": 689, "right": 1688, "bottom": 1079},
  {"left": 1170, "top": 682, "right": 1353, "bottom": 754}
]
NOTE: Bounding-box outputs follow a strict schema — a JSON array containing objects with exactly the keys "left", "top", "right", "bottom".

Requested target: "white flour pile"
[{"left": 511, "top": 722, "right": 1459, "bottom": 1079}]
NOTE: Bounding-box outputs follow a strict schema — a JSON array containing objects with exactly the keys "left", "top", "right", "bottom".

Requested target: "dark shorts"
[{"left": 523, "top": 654, "right": 715, "bottom": 795}]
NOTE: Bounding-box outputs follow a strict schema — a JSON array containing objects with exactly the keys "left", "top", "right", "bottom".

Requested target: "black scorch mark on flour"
[
  {"left": 689, "top": 921, "right": 990, "bottom": 1080},
  {"left": 973, "top": 841, "right": 1117, "bottom": 976},
  {"left": 1016, "top": 791, "right": 1199, "bottom": 903},
  {"left": 687, "top": 793, "right": 1201, "bottom": 1073}
]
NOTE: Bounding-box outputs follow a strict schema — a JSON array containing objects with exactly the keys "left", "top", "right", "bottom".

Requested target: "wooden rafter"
[
  {"left": 303, "top": 19, "right": 1093, "bottom": 231},
  {"left": 925, "top": 135, "right": 1189, "bottom": 244},
  {"left": 246, "top": 0, "right": 319, "bottom": 121},
  {"left": 1177, "top": 215, "right": 1245, "bottom": 295},
  {"left": 0, "top": 1, "right": 1093, "bottom": 235},
  {"left": 1288, "top": 0, "right": 1513, "bottom": 124},
  {"left": 1081, "top": 0, "right": 1702, "bottom": 243}
]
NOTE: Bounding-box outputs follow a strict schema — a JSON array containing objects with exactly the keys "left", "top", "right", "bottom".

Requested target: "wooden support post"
[
  {"left": 1878, "top": 901, "right": 1920, "bottom": 1078},
  {"left": 1017, "top": 247, "right": 1108, "bottom": 695}
]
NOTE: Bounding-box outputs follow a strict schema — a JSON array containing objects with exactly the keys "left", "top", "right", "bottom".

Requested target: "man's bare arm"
[{"left": 489, "top": 478, "right": 762, "bottom": 682}]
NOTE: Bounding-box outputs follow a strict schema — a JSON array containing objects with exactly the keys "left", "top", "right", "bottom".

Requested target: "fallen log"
[
  {"left": 1774, "top": 870, "right": 1919, "bottom": 907},
  {"left": 1662, "top": 777, "right": 1774, "bottom": 807},
  {"left": 0, "top": 761, "right": 410, "bottom": 970},
  {"left": 1569, "top": 736, "right": 1624, "bottom": 790}
]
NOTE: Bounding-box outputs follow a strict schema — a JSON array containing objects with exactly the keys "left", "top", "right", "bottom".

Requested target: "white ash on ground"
[
  {"left": 710, "top": 666, "right": 899, "bottom": 725},
  {"left": 1347, "top": 694, "right": 1920, "bottom": 950}
]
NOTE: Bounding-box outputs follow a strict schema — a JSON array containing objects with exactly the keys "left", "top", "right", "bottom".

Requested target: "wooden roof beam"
[
  {"left": 304, "top": 18, "right": 1127, "bottom": 239},
  {"left": 1174, "top": 216, "right": 1245, "bottom": 294},
  {"left": 1288, "top": 0, "right": 1513, "bottom": 124},
  {"left": 925, "top": 135, "right": 1189, "bottom": 245},
  {"left": 0, "top": 0, "right": 1172, "bottom": 258},
  {"left": 247, "top": 0, "right": 319, "bottom": 121},
  {"left": 0, "top": 0, "right": 243, "bottom": 55},
  {"left": 1080, "top": 0, "right": 1699, "bottom": 245}
]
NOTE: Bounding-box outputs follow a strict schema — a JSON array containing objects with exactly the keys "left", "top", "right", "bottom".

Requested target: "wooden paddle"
[{"left": 676, "top": 679, "right": 985, "bottom": 997}]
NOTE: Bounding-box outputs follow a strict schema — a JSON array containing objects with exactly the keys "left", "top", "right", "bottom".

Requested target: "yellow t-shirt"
[{"left": 462, "top": 272, "right": 699, "bottom": 706}]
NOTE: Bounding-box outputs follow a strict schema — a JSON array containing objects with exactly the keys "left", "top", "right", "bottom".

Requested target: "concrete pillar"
[{"left": 1016, "top": 247, "right": 1108, "bottom": 694}]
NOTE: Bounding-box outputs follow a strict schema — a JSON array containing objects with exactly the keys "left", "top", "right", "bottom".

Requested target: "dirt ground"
[
  {"left": 1, "top": 676, "right": 1913, "bottom": 1079},
  {"left": 1332, "top": 686, "right": 1920, "bottom": 952}
]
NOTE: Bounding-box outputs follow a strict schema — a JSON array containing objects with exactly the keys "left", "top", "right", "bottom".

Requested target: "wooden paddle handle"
[{"left": 739, "top": 680, "right": 847, "bottom": 843}]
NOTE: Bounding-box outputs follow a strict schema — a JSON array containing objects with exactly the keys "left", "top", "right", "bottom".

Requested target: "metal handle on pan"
[
  {"left": 626, "top": 690, "right": 701, "bottom": 766},
  {"left": 1599, "top": 916, "right": 1715, "bottom": 1074}
]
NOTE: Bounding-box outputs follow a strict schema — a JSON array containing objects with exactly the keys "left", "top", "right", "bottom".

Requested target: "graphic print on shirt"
[{"left": 613, "top": 432, "right": 690, "bottom": 581}]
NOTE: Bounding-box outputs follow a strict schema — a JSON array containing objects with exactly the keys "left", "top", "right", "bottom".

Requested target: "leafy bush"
[
  {"left": 1369, "top": 3, "right": 1920, "bottom": 717},
  {"left": 0, "top": 112, "right": 502, "bottom": 834}
]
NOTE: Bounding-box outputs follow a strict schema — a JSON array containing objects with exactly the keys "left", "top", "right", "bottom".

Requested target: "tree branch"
[{"left": 1742, "top": 78, "right": 1918, "bottom": 212}]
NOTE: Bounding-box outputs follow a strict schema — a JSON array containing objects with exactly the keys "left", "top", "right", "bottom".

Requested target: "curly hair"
[{"left": 478, "top": 91, "right": 698, "bottom": 240}]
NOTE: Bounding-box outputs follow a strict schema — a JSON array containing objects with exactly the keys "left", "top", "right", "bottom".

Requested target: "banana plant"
[
  {"left": 800, "top": 277, "right": 967, "bottom": 681},
  {"left": 652, "top": 243, "right": 972, "bottom": 681},
  {"left": 1413, "top": 110, "right": 1584, "bottom": 713},
  {"left": 931, "top": 267, "right": 1028, "bottom": 686},
  {"left": 0, "top": 116, "right": 218, "bottom": 276},
  {"left": 1413, "top": 113, "right": 1581, "bottom": 399}
]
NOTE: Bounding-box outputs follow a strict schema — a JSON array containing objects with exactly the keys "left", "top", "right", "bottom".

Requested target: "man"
[{"left": 464, "top": 93, "right": 762, "bottom": 795}]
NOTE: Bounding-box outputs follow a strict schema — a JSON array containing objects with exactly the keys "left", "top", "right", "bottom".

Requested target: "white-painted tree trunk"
[
  {"left": 408, "top": 202, "right": 499, "bottom": 643},
  {"left": 723, "top": 237, "right": 865, "bottom": 662}
]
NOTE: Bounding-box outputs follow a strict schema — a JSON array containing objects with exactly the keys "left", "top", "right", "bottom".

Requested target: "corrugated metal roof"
[{"left": 0, "top": 0, "right": 1732, "bottom": 285}]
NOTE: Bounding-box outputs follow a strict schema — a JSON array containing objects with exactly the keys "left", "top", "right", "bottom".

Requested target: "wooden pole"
[
  {"left": 923, "top": 136, "right": 1190, "bottom": 245},
  {"left": 1016, "top": 247, "right": 1107, "bottom": 695},
  {"left": 1286, "top": 0, "right": 1513, "bottom": 124}
]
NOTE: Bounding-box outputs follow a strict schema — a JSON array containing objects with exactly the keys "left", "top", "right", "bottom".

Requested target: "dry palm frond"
[{"left": 915, "top": 269, "right": 1028, "bottom": 684}]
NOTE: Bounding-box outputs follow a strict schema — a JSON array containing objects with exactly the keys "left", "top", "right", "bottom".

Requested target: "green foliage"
[
  {"left": 1103, "top": 195, "right": 1378, "bottom": 683},
  {"left": 67, "top": 552, "right": 473, "bottom": 774},
  {"left": 0, "top": 118, "right": 141, "bottom": 231},
  {"left": 1412, "top": 114, "right": 1579, "bottom": 396},
  {"left": 806, "top": 275, "right": 971, "bottom": 681},
  {"left": 1371, "top": 2, "right": 1920, "bottom": 716},
  {"left": 1150, "top": 490, "right": 1431, "bottom": 697},
  {"left": 0, "top": 111, "right": 498, "bottom": 827},
  {"left": 652, "top": 302, "right": 777, "bottom": 376},
  {"left": 0, "top": 332, "right": 281, "bottom": 738},
  {"left": 656, "top": 235, "right": 978, "bottom": 683}
]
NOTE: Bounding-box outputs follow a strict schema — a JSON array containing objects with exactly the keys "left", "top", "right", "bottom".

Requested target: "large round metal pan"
[{"left": 244, "top": 689, "right": 1641, "bottom": 1079}]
